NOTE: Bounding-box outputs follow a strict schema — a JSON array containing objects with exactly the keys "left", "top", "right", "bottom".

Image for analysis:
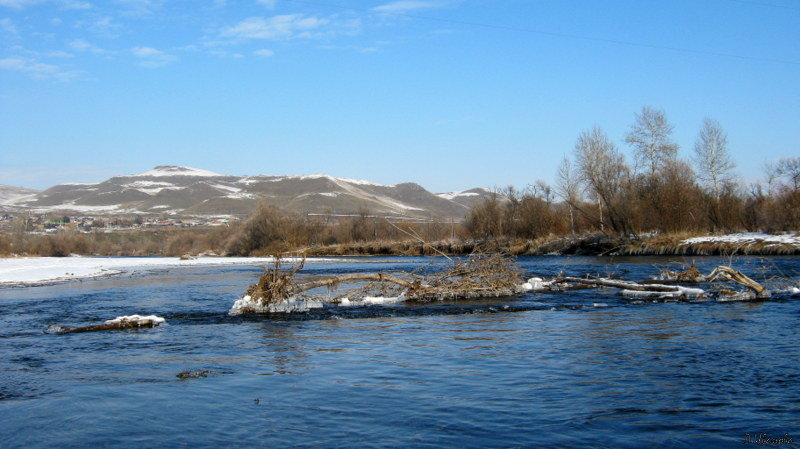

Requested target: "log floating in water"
[{"left": 49, "top": 315, "right": 166, "bottom": 334}]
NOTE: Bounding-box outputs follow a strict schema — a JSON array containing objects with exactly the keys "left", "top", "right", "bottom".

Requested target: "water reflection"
[{"left": 256, "top": 323, "right": 310, "bottom": 375}]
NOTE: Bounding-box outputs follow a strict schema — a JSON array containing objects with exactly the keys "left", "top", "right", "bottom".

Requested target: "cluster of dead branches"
[
  {"left": 547, "top": 264, "right": 771, "bottom": 301},
  {"left": 242, "top": 254, "right": 523, "bottom": 310},
  {"left": 237, "top": 252, "right": 789, "bottom": 315}
]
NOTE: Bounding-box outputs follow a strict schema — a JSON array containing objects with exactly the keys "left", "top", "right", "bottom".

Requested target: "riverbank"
[
  {"left": 3, "top": 232, "right": 798, "bottom": 263},
  {"left": 303, "top": 232, "right": 800, "bottom": 257}
]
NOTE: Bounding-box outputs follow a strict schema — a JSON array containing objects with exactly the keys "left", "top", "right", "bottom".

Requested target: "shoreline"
[
  {"left": 303, "top": 232, "right": 800, "bottom": 257},
  {"left": 0, "top": 256, "right": 344, "bottom": 287},
  {"left": 2, "top": 232, "right": 797, "bottom": 287}
]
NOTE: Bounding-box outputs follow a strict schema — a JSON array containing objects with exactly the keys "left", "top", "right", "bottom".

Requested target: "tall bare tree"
[
  {"left": 574, "top": 126, "right": 631, "bottom": 233},
  {"left": 625, "top": 106, "right": 679, "bottom": 175},
  {"left": 693, "top": 118, "right": 735, "bottom": 199},
  {"left": 555, "top": 156, "right": 580, "bottom": 234}
]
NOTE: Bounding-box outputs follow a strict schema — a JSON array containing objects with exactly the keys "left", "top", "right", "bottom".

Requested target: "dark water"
[{"left": 1, "top": 256, "right": 799, "bottom": 448}]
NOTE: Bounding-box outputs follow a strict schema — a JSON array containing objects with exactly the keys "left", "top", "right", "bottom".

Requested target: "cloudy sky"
[{"left": 1, "top": 0, "right": 797, "bottom": 191}]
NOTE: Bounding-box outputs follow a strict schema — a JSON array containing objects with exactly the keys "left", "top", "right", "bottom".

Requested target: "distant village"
[{"left": 0, "top": 213, "right": 232, "bottom": 234}]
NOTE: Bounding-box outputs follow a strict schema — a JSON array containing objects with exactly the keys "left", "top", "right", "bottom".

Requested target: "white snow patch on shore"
[
  {"left": 0, "top": 256, "right": 331, "bottom": 286},
  {"left": 681, "top": 233, "right": 800, "bottom": 246}
]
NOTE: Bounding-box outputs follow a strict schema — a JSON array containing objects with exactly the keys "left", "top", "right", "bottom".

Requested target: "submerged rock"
[{"left": 177, "top": 370, "right": 210, "bottom": 379}]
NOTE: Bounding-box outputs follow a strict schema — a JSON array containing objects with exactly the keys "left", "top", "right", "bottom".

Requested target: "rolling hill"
[{"left": 4, "top": 166, "right": 494, "bottom": 220}]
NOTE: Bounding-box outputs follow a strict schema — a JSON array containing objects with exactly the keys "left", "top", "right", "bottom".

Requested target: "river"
[{"left": 1, "top": 256, "right": 798, "bottom": 448}]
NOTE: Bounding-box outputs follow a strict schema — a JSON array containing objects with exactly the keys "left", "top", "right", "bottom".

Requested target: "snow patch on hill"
[
  {"left": 264, "top": 174, "right": 383, "bottom": 186},
  {"left": 132, "top": 166, "right": 224, "bottom": 178},
  {"left": 437, "top": 191, "right": 480, "bottom": 200}
]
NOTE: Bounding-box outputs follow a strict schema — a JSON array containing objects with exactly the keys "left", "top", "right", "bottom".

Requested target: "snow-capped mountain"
[{"left": 5, "top": 166, "right": 493, "bottom": 219}]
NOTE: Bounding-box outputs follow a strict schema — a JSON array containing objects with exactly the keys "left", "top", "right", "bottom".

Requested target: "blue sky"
[{"left": 1, "top": 0, "right": 798, "bottom": 192}]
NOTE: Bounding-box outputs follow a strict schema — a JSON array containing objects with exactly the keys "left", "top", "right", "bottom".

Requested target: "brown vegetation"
[{"left": 239, "top": 254, "right": 523, "bottom": 313}]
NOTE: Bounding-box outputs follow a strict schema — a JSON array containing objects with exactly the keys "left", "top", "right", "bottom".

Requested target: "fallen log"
[
  {"left": 556, "top": 276, "right": 682, "bottom": 292},
  {"left": 291, "top": 273, "right": 420, "bottom": 295},
  {"left": 48, "top": 315, "right": 166, "bottom": 334}
]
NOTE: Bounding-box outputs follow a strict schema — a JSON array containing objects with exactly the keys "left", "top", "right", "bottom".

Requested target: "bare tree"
[
  {"left": 625, "top": 106, "right": 679, "bottom": 175},
  {"left": 555, "top": 156, "right": 580, "bottom": 234},
  {"left": 762, "top": 160, "right": 781, "bottom": 196},
  {"left": 574, "top": 126, "right": 631, "bottom": 234},
  {"left": 776, "top": 157, "right": 800, "bottom": 190},
  {"left": 693, "top": 118, "right": 735, "bottom": 199}
]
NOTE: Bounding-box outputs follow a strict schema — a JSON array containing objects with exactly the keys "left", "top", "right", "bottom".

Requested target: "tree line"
[{"left": 466, "top": 106, "right": 799, "bottom": 239}]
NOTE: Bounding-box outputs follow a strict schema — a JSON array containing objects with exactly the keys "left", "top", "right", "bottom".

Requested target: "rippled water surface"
[{"left": 1, "top": 256, "right": 799, "bottom": 448}]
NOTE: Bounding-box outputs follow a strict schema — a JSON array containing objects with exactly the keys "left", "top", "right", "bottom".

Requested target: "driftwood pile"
[
  {"left": 233, "top": 255, "right": 790, "bottom": 314},
  {"left": 550, "top": 264, "right": 772, "bottom": 301},
  {"left": 233, "top": 255, "right": 523, "bottom": 314}
]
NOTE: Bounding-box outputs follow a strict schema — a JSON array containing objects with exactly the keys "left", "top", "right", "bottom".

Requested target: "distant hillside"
[
  {"left": 0, "top": 184, "right": 39, "bottom": 209},
  {"left": 7, "top": 166, "right": 494, "bottom": 219}
]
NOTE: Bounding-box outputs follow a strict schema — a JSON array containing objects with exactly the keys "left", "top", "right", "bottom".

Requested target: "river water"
[{"left": 1, "top": 256, "right": 799, "bottom": 448}]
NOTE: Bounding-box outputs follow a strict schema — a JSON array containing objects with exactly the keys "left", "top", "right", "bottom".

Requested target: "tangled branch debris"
[
  {"left": 232, "top": 253, "right": 787, "bottom": 315},
  {"left": 231, "top": 254, "right": 523, "bottom": 314},
  {"left": 707, "top": 266, "right": 770, "bottom": 299},
  {"left": 550, "top": 264, "right": 771, "bottom": 301}
]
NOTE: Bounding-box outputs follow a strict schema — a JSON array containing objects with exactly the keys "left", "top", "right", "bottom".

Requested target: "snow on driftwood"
[
  {"left": 48, "top": 314, "right": 167, "bottom": 334},
  {"left": 232, "top": 255, "right": 523, "bottom": 315}
]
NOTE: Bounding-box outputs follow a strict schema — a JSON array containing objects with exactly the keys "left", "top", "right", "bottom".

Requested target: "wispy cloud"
[
  {"left": 89, "top": 15, "right": 121, "bottom": 36},
  {"left": 0, "top": 56, "right": 82, "bottom": 80},
  {"left": 113, "top": 0, "right": 161, "bottom": 15},
  {"left": 0, "top": 0, "right": 91, "bottom": 9},
  {"left": 131, "top": 45, "right": 176, "bottom": 67},
  {"left": 61, "top": 0, "right": 91, "bottom": 9},
  {"left": 0, "top": 17, "right": 17, "bottom": 34},
  {"left": 221, "top": 14, "right": 330, "bottom": 40},
  {"left": 69, "top": 38, "right": 114, "bottom": 54},
  {"left": 372, "top": 1, "right": 444, "bottom": 13},
  {"left": 0, "top": 0, "right": 43, "bottom": 8}
]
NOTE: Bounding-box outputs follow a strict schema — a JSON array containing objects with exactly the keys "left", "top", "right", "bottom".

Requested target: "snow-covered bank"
[
  {"left": 681, "top": 232, "right": 800, "bottom": 246},
  {"left": 0, "top": 256, "right": 335, "bottom": 286}
]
